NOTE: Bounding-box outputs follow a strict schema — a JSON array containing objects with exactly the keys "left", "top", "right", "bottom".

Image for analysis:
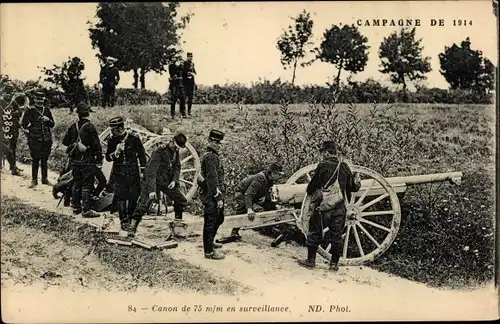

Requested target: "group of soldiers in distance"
[{"left": 0, "top": 50, "right": 361, "bottom": 268}]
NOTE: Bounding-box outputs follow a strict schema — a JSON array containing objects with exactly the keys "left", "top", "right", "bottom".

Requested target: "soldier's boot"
[
  {"left": 213, "top": 242, "right": 223, "bottom": 249},
  {"left": 297, "top": 246, "right": 317, "bottom": 269},
  {"left": 117, "top": 201, "right": 128, "bottom": 230},
  {"left": 41, "top": 178, "right": 53, "bottom": 186},
  {"left": 11, "top": 166, "right": 22, "bottom": 176},
  {"left": 82, "top": 209, "right": 100, "bottom": 218},
  {"left": 230, "top": 228, "right": 242, "bottom": 239},
  {"left": 128, "top": 219, "right": 140, "bottom": 238},
  {"left": 81, "top": 188, "right": 99, "bottom": 218},
  {"left": 63, "top": 195, "right": 71, "bottom": 207},
  {"left": 29, "top": 180, "right": 38, "bottom": 189},
  {"left": 329, "top": 251, "right": 340, "bottom": 272},
  {"left": 204, "top": 251, "right": 225, "bottom": 260}
]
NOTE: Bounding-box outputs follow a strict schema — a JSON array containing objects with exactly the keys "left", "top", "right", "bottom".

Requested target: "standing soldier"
[
  {"left": 99, "top": 57, "right": 120, "bottom": 108},
  {"left": 21, "top": 91, "right": 55, "bottom": 188},
  {"left": 220, "top": 163, "right": 285, "bottom": 243},
  {"left": 129, "top": 133, "right": 189, "bottom": 236},
  {"left": 169, "top": 58, "right": 186, "bottom": 119},
  {"left": 182, "top": 52, "right": 197, "bottom": 117},
  {"left": 1, "top": 81, "right": 24, "bottom": 176},
  {"left": 61, "top": 102, "right": 102, "bottom": 217},
  {"left": 297, "top": 141, "right": 361, "bottom": 271},
  {"left": 67, "top": 57, "right": 88, "bottom": 113},
  {"left": 105, "top": 116, "right": 147, "bottom": 231},
  {"left": 198, "top": 129, "right": 226, "bottom": 260}
]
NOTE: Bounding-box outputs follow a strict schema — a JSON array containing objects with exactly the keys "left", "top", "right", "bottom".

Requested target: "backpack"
[{"left": 318, "top": 158, "right": 346, "bottom": 212}]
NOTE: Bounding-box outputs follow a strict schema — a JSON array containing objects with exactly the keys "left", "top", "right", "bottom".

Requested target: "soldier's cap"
[
  {"left": 33, "top": 91, "right": 46, "bottom": 99},
  {"left": 76, "top": 102, "right": 91, "bottom": 116},
  {"left": 173, "top": 133, "right": 187, "bottom": 148},
  {"left": 109, "top": 116, "right": 125, "bottom": 128},
  {"left": 320, "top": 140, "right": 337, "bottom": 153},
  {"left": 268, "top": 163, "right": 285, "bottom": 175},
  {"left": 187, "top": 52, "right": 193, "bottom": 56},
  {"left": 208, "top": 129, "right": 225, "bottom": 143},
  {"left": 106, "top": 57, "right": 117, "bottom": 63}
]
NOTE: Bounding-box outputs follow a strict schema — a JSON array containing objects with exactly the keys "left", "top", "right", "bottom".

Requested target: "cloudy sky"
[{"left": 1, "top": 1, "right": 497, "bottom": 92}]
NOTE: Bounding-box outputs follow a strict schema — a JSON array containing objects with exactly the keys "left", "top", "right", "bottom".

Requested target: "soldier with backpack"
[
  {"left": 61, "top": 102, "right": 102, "bottom": 218},
  {"left": 297, "top": 140, "right": 361, "bottom": 271}
]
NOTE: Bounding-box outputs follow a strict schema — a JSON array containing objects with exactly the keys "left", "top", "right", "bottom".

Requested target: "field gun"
[{"left": 171, "top": 163, "right": 463, "bottom": 266}]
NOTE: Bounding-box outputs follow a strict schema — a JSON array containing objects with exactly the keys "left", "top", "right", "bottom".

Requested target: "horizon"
[{"left": 1, "top": 1, "right": 498, "bottom": 93}]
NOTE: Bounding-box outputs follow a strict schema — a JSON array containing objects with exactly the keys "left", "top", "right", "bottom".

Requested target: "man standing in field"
[
  {"left": 129, "top": 133, "right": 189, "bottom": 236},
  {"left": 297, "top": 141, "right": 361, "bottom": 271},
  {"left": 21, "top": 91, "right": 56, "bottom": 189},
  {"left": 99, "top": 57, "right": 120, "bottom": 108},
  {"left": 105, "top": 116, "right": 147, "bottom": 231},
  {"left": 182, "top": 52, "right": 197, "bottom": 117},
  {"left": 168, "top": 58, "right": 186, "bottom": 119},
  {"left": 61, "top": 102, "right": 102, "bottom": 218},
  {"left": 0, "top": 81, "right": 24, "bottom": 176},
  {"left": 219, "top": 163, "right": 285, "bottom": 243},
  {"left": 67, "top": 57, "right": 89, "bottom": 113},
  {"left": 198, "top": 129, "right": 226, "bottom": 260}
]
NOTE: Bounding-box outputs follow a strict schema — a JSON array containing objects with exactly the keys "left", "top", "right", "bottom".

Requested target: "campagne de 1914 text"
[{"left": 356, "top": 19, "right": 473, "bottom": 27}]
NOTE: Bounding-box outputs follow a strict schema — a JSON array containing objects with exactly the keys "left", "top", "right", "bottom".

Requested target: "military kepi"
[
  {"left": 109, "top": 116, "right": 125, "bottom": 128},
  {"left": 209, "top": 129, "right": 225, "bottom": 143},
  {"left": 76, "top": 102, "right": 90, "bottom": 116},
  {"left": 320, "top": 140, "right": 337, "bottom": 153}
]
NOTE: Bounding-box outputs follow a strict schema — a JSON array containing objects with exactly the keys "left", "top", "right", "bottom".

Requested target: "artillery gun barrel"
[{"left": 273, "top": 172, "right": 463, "bottom": 205}]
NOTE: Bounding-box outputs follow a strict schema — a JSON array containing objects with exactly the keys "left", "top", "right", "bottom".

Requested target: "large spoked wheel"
[
  {"left": 143, "top": 136, "right": 201, "bottom": 202},
  {"left": 288, "top": 163, "right": 402, "bottom": 266}
]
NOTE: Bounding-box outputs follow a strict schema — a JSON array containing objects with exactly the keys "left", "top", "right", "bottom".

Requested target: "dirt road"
[{"left": 1, "top": 163, "right": 497, "bottom": 322}]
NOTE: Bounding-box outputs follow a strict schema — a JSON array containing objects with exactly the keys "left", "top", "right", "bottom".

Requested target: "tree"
[
  {"left": 378, "top": 28, "right": 431, "bottom": 96},
  {"left": 438, "top": 37, "right": 495, "bottom": 94},
  {"left": 276, "top": 10, "right": 314, "bottom": 86},
  {"left": 311, "top": 24, "right": 369, "bottom": 89},
  {"left": 88, "top": 2, "right": 192, "bottom": 89}
]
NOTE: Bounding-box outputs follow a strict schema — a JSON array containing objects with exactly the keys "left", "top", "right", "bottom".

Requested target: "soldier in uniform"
[
  {"left": 67, "top": 57, "right": 88, "bottom": 113},
  {"left": 129, "top": 133, "right": 189, "bottom": 236},
  {"left": 223, "top": 163, "right": 285, "bottom": 241},
  {"left": 61, "top": 102, "right": 102, "bottom": 218},
  {"left": 99, "top": 57, "right": 120, "bottom": 108},
  {"left": 182, "top": 52, "right": 197, "bottom": 117},
  {"left": 297, "top": 141, "right": 361, "bottom": 271},
  {"left": 169, "top": 58, "right": 186, "bottom": 119},
  {"left": 1, "top": 81, "right": 24, "bottom": 176},
  {"left": 21, "top": 91, "right": 55, "bottom": 188},
  {"left": 198, "top": 129, "right": 226, "bottom": 260},
  {"left": 105, "top": 116, "right": 147, "bottom": 231}
]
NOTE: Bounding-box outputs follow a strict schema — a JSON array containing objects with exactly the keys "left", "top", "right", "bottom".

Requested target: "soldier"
[
  {"left": 169, "top": 58, "right": 186, "bottom": 119},
  {"left": 0, "top": 81, "right": 24, "bottom": 176},
  {"left": 99, "top": 57, "right": 120, "bottom": 108},
  {"left": 67, "top": 57, "right": 88, "bottom": 113},
  {"left": 129, "top": 133, "right": 189, "bottom": 236},
  {"left": 182, "top": 52, "right": 197, "bottom": 117},
  {"left": 21, "top": 91, "right": 55, "bottom": 188},
  {"left": 198, "top": 129, "right": 226, "bottom": 260},
  {"left": 297, "top": 141, "right": 361, "bottom": 271},
  {"left": 105, "top": 116, "right": 147, "bottom": 231},
  {"left": 61, "top": 102, "right": 102, "bottom": 218},
  {"left": 223, "top": 163, "right": 285, "bottom": 242}
]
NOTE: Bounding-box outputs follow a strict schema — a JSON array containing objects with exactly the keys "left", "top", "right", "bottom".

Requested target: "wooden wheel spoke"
[
  {"left": 181, "top": 168, "right": 196, "bottom": 174},
  {"left": 353, "top": 225, "right": 365, "bottom": 257},
  {"left": 324, "top": 243, "right": 332, "bottom": 253},
  {"left": 355, "top": 179, "right": 375, "bottom": 207},
  {"left": 356, "top": 223, "right": 381, "bottom": 248},
  {"left": 305, "top": 173, "right": 312, "bottom": 182},
  {"left": 361, "top": 210, "right": 394, "bottom": 217},
  {"left": 179, "top": 179, "right": 193, "bottom": 186},
  {"left": 181, "top": 155, "right": 194, "bottom": 164},
  {"left": 360, "top": 193, "right": 389, "bottom": 211},
  {"left": 342, "top": 225, "right": 351, "bottom": 258},
  {"left": 359, "top": 218, "right": 392, "bottom": 232}
]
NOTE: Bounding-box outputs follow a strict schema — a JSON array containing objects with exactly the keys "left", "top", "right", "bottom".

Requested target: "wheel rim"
[{"left": 291, "top": 164, "right": 401, "bottom": 266}]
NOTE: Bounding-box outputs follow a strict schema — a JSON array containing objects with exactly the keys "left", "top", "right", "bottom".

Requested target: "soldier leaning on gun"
[
  {"left": 105, "top": 116, "right": 147, "bottom": 231},
  {"left": 297, "top": 141, "right": 361, "bottom": 271},
  {"left": 0, "top": 82, "right": 24, "bottom": 176},
  {"left": 21, "top": 91, "right": 55, "bottom": 188},
  {"left": 224, "top": 163, "right": 285, "bottom": 242},
  {"left": 129, "top": 133, "right": 189, "bottom": 237},
  {"left": 198, "top": 129, "right": 226, "bottom": 260},
  {"left": 61, "top": 102, "right": 102, "bottom": 218}
]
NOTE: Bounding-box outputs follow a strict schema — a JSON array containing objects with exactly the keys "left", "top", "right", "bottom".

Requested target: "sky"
[{"left": 1, "top": 1, "right": 498, "bottom": 92}]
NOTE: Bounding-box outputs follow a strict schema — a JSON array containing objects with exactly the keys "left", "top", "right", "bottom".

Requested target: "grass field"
[{"left": 11, "top": 101, "right": 496, "bottom": 289}]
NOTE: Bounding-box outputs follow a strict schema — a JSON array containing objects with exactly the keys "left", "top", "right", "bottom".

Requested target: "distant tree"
[
  {"left": 276, "top": 10, "right": 314, "bottom": 86},
  {"left": 310, "top": 24, "right": 369, "bottom": 89},
  {"left": 378, "top": 28, "right": 431, "bottom": 97},
  {"left": 493, "top": 0, "right": 498, "bottom": 17},
  {"left": 88, "top": 2, "right": 192, "bottom": 89},
  {"left": 438, "top": 37, "right": 495, "bottom": 94}
]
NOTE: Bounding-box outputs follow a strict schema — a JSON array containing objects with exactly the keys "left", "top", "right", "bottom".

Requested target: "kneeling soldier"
[
  {"left": 198, "top": 129, "right": 226, "bottom": 260},
  {"left": 105, "top": 117, "right": 147, "bottom": 230},
  {"left": 224, "top": 163, "right": 285, "bottom": 242},
  {"left": 129, "top": 133, "right": 188, "bottom": 236},
  {"left": 298, "top": 141, "right": 361, "bottom": 271}
]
